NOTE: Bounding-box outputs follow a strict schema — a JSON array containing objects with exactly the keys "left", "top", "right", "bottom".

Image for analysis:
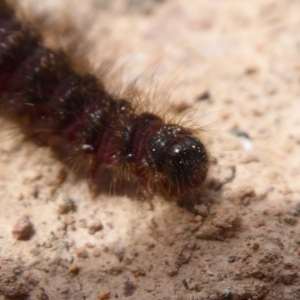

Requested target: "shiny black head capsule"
[{"left": 146, "top": 125, "right": 209, "bottom": 192}]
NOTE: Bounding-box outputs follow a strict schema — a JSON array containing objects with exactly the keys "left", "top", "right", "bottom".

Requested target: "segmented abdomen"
[{"left": 0, "top": 0, "right": 209, "bottom": 197}]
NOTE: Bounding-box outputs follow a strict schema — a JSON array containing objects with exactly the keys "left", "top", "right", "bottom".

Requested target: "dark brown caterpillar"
[{"left": 0, "top": 0, "right": 209, "bottom": 198}]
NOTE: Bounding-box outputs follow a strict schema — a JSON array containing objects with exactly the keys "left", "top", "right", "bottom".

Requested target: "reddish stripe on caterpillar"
[{"left": 0, "top": 0, "right": 210, "bottom": 198}]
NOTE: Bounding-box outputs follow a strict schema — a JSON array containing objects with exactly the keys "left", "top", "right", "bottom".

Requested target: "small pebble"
[
  {"left": 228, "top": 256, "right": 236, "bottom": 263},
  {"left": 284, "top": 215, "right": 297, "bottom": 226},
  {"left": 166, "top": 266, "right": 178, "bottom": 277},
  {"left": 123, "top": 280, "right": 137, "bottom": 297},
  {"left": 88, "top": 220, "right": 103, "bottom": 234},
  {"left": 98, "top": 291, "right": 110, "bottom": 300},
  {"left": 93, "top": 248, "right": 101, "bottom": 257},
  {"left": 85, "top": 242, "right": 95, "bottom": 248},
  {"left": 113, "top": 246, "right": 125, "bottom": 261},
  {"left": 75, "top": 247, "right": 88, "bottom": 259},
  {"left": 69, "top": 263, "right": 80, "bottom": 274},
  {"left": 57, "top": 198, "right": 77, "bottom": 214},
  {"left": 244, "top": 65, "right": 259, "bottom": 75},
  {"left": 252, "top": 242, "right": 260, "bottom": 250},
  {"left": 295, "top": 203, "right": 300, "bottom": 213},
  {"left": 132, "top": 267, "right": 146, "bottom": 278},
  {"left": 70, "top": 225, "right": 77, "bottom": 231},
  {"left": 12, "top": 215, "right": 34, "bottom": 240},
  {"left": 194, "top": 204, "right": 208, "bottom": 217},
  {"left": 172, "top": 101, "right": 191, "bottom": 113}
]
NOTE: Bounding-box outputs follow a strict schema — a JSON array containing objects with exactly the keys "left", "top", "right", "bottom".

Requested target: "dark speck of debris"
[
  {"left": 182, "top": 279, "right": 189, "bottom": 290},
  {"left": 175, "top": 260, "right": 183, "bottom": 268},
  {"left": 228, "top": 256, "right": 236, "bottom": 263},
  {"left": 229, "top": 129, "right": 253, "bottom": 150},
  {"left": 196, "top": 90, "right": 211, "bottom": 102},
  {"left": 33, "top": 187, "right": 39, "bottom": 199},
  {"left": 12, "top": 215, "right": 34, "bottom": 240},
  {"left": 223, "top": 291, "right": 232, "bottom": 299},
  {"left": 229, "top": 129, "right": 251, "bottom": 140},
  {"left": 292, "top": 202, "right": 300, "bottom": 217},
  {"left": 123, "top": 280, "right": 137, "bottom": 297}
]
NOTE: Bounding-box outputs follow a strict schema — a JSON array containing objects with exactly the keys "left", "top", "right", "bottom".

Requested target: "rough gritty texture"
[{"left": 1, "top": 0, "right": 300, "bottom": 299}]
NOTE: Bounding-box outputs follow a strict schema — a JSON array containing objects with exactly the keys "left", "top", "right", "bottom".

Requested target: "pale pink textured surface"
[{"left": 0, "top": 0, "right": 300, "bottom": 299}]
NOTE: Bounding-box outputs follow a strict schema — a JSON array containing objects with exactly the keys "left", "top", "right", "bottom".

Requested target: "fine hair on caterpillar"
[{"left": 0, "top": 0, "right": 211, "bottom": 201}]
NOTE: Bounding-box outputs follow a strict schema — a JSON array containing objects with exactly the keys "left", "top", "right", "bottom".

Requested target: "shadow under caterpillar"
[{"left": 0, "top": 0, "right": 210, "bottom": 200}]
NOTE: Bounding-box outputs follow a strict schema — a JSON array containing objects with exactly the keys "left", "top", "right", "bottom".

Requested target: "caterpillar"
[{"left": 0, "top": 0, "right": 210, "bottom": 199}]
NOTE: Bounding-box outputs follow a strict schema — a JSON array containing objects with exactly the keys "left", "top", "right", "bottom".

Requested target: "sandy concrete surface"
[{"left": 1, "top": 0, "right": 300, "bottom": 299}]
